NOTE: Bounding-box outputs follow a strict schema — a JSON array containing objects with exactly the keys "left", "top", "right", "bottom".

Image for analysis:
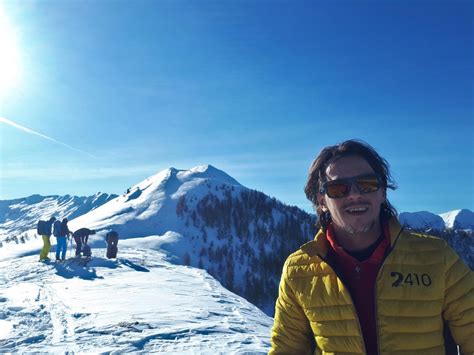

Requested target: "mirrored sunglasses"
[{"left": 320, "top": 174, "right": 381, "bottom": 199}]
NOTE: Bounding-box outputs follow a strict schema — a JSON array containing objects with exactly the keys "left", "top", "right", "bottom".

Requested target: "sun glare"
[{"left": 0, "top": 6, "right": 21, "bottom": 97}]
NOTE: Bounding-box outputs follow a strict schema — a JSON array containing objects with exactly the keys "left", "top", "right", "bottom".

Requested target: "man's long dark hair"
[{"left": 304, "top": 139, "right": 398, "bottom": 229}]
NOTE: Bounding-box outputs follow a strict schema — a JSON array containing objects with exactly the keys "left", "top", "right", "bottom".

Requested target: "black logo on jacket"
[{"left": 390, "top": 272, "right": 432, "bottom": 287}]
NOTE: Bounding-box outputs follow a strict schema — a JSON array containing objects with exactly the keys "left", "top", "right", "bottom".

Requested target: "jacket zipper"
[
  {"left": 319, "top": 226, "right": 404, "bottom": 355},
  {"left": 319, "top": 255, "right": 367, "bottom": 355},
  {"left": 373, "top": 227, "right": 404, "bottom": 355}
]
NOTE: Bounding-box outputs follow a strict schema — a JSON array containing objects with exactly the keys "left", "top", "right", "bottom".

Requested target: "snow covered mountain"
[
  {"left": 0, "top": 192, "right": 117, "bottom": 240},
  {"left": 63, "top": 165, "right": 316, "bottom": 315},
  {"left": 0, "top": 240, "right": 272, "bottom": 353},
  {"left": 440, "top": 209, "right": 474, "bottom": 230},
  {"left": 399, "top": 209, "right": 474, "bottom": 231},
  {"left": 398, "top": 210, "right": 473, "bottom": 270},
  {"left": 399, "top": 211, "right": 446, "bottom": 230}
]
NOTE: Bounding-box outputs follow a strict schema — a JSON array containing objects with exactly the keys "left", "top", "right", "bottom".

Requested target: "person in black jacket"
[
  {"left": 55, "top": 218, "right": 71, "bottom": 261},
  {"left": 105, "top": 230, "right": 119, "bottom": 258},
  {"left": 72, "top": 228, "right": 95, "bottom": 257}
]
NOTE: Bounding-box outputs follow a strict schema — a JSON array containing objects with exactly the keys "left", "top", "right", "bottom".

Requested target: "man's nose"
[{"left": 347, "top": 182, "right": 362, "bottom": 197}]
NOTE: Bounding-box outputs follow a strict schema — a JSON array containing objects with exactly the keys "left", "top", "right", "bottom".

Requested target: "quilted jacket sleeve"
[
  {"left": 442, "top": 242, "right": 474, "bottom": 353},
  {"left": 270, "top": 258, "right": 314, "bottom": 355}
]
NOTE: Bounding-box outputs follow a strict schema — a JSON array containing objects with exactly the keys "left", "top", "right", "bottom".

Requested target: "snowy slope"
[
  {"left": 399, "top": 211, "right": 445, "bottom": 230},
  {"left": 0, "top": 165, "right": 316, "bottom": 317},
  {"left": 0, "top": 238, "right": 272, "bottom": 353},
  {"left": 0, "top": 193, "right": 117, "bottom": 240},
  {"left": 440, "top": 209, "right": 474, "bottom": 230},
  {"left": 62, "top": 165, "right": 315, "bottom": 315}
]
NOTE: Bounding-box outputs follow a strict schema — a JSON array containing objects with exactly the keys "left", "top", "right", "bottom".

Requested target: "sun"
[{"left": 0, "top": 6, "right": 21, "bottom": 97}]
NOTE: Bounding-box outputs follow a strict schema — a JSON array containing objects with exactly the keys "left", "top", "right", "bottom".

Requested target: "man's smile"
[
  {"left": 343, "top": 202, "right": 371, "bottom": 216},
  {"left": 345, "top": 206, "right": 369, "bottom": 215}
]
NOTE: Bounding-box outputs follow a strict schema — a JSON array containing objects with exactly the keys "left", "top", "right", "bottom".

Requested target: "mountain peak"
[
  {"left": 176, "top": 165, "right": 241, "bottom": 186},
  {"left": 137, "top": 165, "right": 241, "bottom": 192},
  {"left": 190, "top": 164, "right": 218, "bottom": 173}
]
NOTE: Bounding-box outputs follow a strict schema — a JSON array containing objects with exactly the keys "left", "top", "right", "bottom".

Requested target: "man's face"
[{"left": 318, "top": 155, "right": 385, "bottom": 235}]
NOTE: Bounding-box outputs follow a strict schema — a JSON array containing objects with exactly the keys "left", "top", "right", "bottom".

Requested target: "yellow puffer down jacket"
[{"left": 270, "top": 218, "right": 474, "bottom": 354}]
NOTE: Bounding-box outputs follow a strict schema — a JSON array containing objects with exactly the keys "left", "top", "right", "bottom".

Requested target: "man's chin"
[{"left": 343, "top": 220, "right": 376, "bottom": 235}]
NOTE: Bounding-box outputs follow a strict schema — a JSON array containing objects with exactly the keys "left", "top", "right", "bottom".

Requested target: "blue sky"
[{"left": 0, "top": 0, "right": 472, "bottom": 214}]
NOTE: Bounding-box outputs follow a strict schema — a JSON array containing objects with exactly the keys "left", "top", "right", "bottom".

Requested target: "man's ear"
[{"left": 317, "top": 192, "right": 327, "bottom": 212}]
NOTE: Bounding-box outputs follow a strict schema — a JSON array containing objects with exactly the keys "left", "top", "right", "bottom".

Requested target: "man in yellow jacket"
[{"left": 270, "top": 140, "right": 473, "bottom": 354}]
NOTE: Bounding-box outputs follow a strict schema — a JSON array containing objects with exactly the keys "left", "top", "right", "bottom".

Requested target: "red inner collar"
[{"left": 326, "top": 222, "right": 390, "bottom": 263}]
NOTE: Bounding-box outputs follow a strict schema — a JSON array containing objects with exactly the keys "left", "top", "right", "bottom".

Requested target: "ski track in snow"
[
  {"left": 0, "top": 248, "right": 272, "bottom": 353},
  {"left": 0, "top": 258, "right": 79, "bottom": 352}
]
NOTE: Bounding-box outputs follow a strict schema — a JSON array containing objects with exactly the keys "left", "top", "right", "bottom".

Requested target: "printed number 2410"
[{"left": 391, "top": 272, "right": 432, "bottom": 287}]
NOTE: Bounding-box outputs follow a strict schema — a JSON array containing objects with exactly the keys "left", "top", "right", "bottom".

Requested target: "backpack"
[
  {"left": 53, "top": 220, "right": 62, "bottom": 236},
  {"left": 59, "top": 221, "right": 69, "bottom": 236},
  {"left": 82, "top": 244, "right": 92, "bottom": 258},
  {"left": 37, "top": 220, "right": 47, "bottom": 235}
]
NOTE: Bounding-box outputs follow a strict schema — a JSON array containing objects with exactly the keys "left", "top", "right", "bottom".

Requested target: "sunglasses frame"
[{"left": 319, "top": 173, "right": 382, "bottom": 199}]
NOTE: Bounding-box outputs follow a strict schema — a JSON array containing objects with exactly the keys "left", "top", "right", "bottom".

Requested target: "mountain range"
[
  {"left": 0, "top": 192, "right": 117, "bottom": 238},
  {"left": 399, "top": 209, "right": 474, "bottom": 230},
  {"left": 1, "top": 165, "right": 472, "bottom": 318}
]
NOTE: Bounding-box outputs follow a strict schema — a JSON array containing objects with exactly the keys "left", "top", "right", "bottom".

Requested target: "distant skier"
[
  {"left": 37, "top": 216, "right": 56, "bottom": 262},
  {"left": 105, "top": 230, "right": 119, "bottom": 259},
  {"left": 72, "top": 228, "right": 96, "bottom": 257},
  {"left": 54, "top": 218, "right": 71, "bottom": 261}
]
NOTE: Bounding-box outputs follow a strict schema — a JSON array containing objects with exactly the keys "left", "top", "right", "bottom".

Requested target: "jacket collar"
[
  {"left": 300, "top": 216, "right": 404, "bottom": 258},
  {"left": 300, "top": 228, "right": 327, "bottom": 258},
  {"left": 387, "top": 217, "right": 403, "bottom": 247}
]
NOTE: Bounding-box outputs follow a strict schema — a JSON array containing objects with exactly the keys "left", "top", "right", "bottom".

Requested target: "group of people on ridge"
[{"left": 37, "top": 217, "right": 118, "bottom": 262}]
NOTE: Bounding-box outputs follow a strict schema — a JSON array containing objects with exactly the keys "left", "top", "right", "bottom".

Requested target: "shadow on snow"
[{"left": 51, "top": 256, "right": 149, "bottom": 280}]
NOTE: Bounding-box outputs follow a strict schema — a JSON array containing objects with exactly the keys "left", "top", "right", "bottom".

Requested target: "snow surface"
[{"left": 0, "top": 237, "right": 272, "bottom": 353}]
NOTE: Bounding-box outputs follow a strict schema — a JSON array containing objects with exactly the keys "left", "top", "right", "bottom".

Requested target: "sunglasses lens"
[
  {"left": 326, "top": 182, "right": 350, "bottom": 198},
  {"left": 323, "top": 174, "right": 380, "bottom": 198},
  {"left": 356, "top": 176, "right": 380, "bottom": 193}
]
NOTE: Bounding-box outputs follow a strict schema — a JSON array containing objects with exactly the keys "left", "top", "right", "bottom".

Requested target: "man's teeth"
[{"left": 346, "top": 207, "right": 368, "bottom": 212}]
